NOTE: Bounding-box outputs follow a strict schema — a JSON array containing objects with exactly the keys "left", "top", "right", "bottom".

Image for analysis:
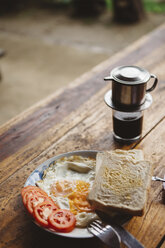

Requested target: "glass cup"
[{"left": 112, "top": 110, "right": 143, "bottom": 143}]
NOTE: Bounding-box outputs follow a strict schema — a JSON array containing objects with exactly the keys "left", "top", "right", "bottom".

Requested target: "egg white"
[{"left": 36, "top": 156, "right": 98, "bottom": 227}]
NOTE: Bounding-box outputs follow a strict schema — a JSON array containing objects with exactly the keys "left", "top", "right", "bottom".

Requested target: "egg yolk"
[
  {"left": 50, "top": 180, "right": 75, "bottom": 197},
  {"left": 50, "top": 180, "right": 94, "bottom": 215}
]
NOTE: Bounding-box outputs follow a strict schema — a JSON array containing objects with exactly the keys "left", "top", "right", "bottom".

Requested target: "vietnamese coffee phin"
[{"left": 104, "top": 65, "right": 158, "bottom": 143}]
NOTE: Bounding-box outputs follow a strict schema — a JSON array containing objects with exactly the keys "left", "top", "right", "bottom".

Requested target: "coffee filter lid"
[{"left": 111, "top": 65, "right": 150, "bottom": 85}]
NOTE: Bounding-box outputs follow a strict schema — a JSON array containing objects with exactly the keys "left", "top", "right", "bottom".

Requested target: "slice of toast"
[
  {"left": 88, "top": 150, "right": 152, "bottom": 216},
  {"left": 95, "top": 149, "right": 144, "bottom": 174}
]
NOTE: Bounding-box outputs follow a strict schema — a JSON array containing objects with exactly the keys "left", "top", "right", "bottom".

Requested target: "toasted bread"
[
  {"left": 95, "top": 149, "right": 144, "bottom": 174},
  {"left": 88, "top": 150, "right": 152, "bottom": 216}
]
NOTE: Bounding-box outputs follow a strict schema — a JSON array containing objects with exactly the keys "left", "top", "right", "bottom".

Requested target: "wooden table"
[{"left": 0, "top": 23, "right": 165, "bottom": 248}]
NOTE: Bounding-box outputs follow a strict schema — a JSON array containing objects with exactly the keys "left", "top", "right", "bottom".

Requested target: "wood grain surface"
[{"left": 0, "top": 23, "right": 165, "bottom": 248}]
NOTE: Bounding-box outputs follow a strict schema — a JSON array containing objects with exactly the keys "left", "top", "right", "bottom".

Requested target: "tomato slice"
[
  {"left": 33, "top": 201, "right": 59, "bottom": 227},
  {"left": 21, "top": 186, "right": 48, "bottom": 197},
  {"left": 22, "top": 188, "right": 48, "bottom": 206},
  {"left": 48, "top": 209, "right": 76, "bottom": 233},
  {"left": 26, "top": 194, "right": 53, "bottom": 215},
  {"left": 21, "top": 186, "right": 36, "bottom": 196}
]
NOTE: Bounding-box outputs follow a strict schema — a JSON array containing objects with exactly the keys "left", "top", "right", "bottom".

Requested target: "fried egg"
[{"left": 36, "top": 155, "right": 98, "bottom": 227}]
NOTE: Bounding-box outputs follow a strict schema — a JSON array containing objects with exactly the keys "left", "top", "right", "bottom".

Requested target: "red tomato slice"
[
  {"left": 33, "top": 201, "right": 59, "bottom": 227},
  {"left": 48, "top": 209, "right": 76, "bottom": 233},
  {"left": 21, "top": 186, "right": 47, "bottom": 197},
  {"left": 22, "top": 188, "right": 48, "bottom": 206},
  {"left": 26, "top": 194, "right": 53, "bottom": 215},
  {"left": 21, "top": 186, "right": 36, "bottom": 196}
]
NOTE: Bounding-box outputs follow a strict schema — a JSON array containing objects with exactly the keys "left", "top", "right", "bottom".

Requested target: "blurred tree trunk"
[{"left": 112, "top": 0, "right": 145, "bottom": 23}]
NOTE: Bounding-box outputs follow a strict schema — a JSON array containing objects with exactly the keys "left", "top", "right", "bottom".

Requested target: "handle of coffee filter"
[
  {"left": 104, "top": 76, "right": 113, "bottom": 81},
  {"left": 146, "top": 74, "right": 158, "bottom": 92}
]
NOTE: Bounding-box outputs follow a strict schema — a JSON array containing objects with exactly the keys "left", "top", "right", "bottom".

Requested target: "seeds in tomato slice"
[
  {"left": 21, "top": 185, "right": 45, "bottom": 195},
  {"left": 22, "top": 188, "right": 48, "bottom": 206},
  {"left": 33, "top": 201, "right": 59, "bottom": 228},
  {"left": 26, "top": 194, "right": 52, "bottom": 214},
  {"left": 48, "top": 209, "right": 76, "bottom": 233},
  {"left": 21, "top": 186, "right": 36, "bottom": 196}
]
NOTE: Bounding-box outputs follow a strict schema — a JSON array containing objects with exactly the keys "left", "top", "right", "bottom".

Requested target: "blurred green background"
[{"left": 105, "top": 0, "right": 165, "bottom": 13}]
